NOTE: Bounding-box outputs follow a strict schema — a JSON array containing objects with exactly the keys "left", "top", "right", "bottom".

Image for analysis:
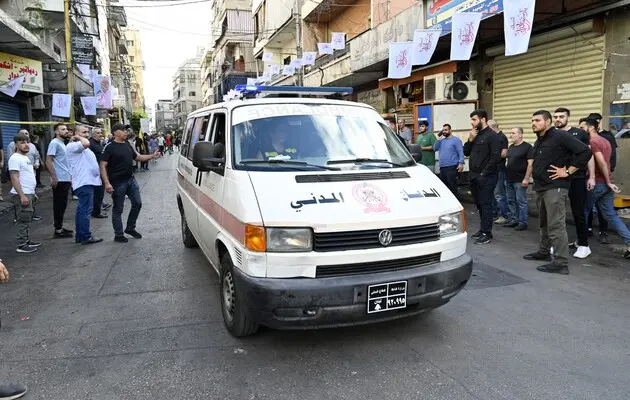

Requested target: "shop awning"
[
  {"left": 0, "top": 9, "right": 61, "bottom": 65},
  {"left": 378, "top": 61, "right": 457, "bottom": 90}
]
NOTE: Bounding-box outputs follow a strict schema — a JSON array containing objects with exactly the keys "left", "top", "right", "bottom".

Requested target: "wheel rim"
[{"left": 222, "top": 271, "right": 236, "bottom": 322}]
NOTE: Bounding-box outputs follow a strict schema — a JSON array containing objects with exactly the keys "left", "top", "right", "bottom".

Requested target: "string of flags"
[{"left": 388, "top": 0, "right": 535, "bottom": 79}]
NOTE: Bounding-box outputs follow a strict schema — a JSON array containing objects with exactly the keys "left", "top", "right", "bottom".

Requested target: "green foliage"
[{"left": 129, "top": 111, "right": 147, "bottom": 133}]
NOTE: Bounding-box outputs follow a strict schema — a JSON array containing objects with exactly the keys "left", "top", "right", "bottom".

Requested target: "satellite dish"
[{"left": 452, "top": 82, "right": 469, "bottom": 101}]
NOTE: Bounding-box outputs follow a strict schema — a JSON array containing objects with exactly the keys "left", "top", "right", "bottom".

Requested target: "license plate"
[{"left": 367, "top": 281, "right": 407, "bottom": 314}]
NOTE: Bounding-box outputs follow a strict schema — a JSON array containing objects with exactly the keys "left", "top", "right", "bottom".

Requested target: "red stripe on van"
[{"left": 178, "top": 172, "right": 246, "bottom": 244}]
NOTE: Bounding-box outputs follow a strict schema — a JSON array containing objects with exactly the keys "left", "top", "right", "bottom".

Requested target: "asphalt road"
[{"left": 1, "top": 154, "right": 629, "bottom": 400}]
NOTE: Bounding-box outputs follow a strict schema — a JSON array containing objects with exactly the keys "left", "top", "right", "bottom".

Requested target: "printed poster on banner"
[
  {"left": 80, "top": 96, "right": 97, "bottom": 115},
  {"left": 282, "top": 65, "right": 295, "bottom": 76},
  {"left": 262, "top": 52, "right": 273, "bottom": 62},
  {"left": 503, "top": 0, "right": 535, "bottom": 56},
  {"left": 317, "top": 43, "right": 334, "bottom": 55},
  {"left": 262, "top": 69, "right": 271, "bottom": 81},
  {"left": 270, "top": 64, "right": 281, "bottom": 75},
  {"left": 302, "top": 52, "right": 316, "bottom": 65},
  {"left": 93, "top": 74, "right": 112, "bottom": 109},
  {"left": 412, "top": 28, "right": 441, "bottom": 65},
  {"left": 0, "top": 75, "right": 25, "bottom": 97},
  {"left": 426, "top": 0, "right": 502, "bottom": 36},
  {"left": 290, "top": 59, "right": 302, "bottom": 69},
  {"left": 52, "top": 93, "right": 72, "bottom": 118},
  {"left": 331, "top": 32, "right": 346, "bottom": 50},
  {"left": 450, "top": 12, "right": 482, "bottom": 61},
  {"left": 388, "top": 42, "right": 413, "bottom": 79}
]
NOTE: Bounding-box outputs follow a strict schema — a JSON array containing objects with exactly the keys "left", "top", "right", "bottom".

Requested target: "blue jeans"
[
  {"left": 111, "top": 177, "right": 142, "bottom": 236},
  {"left": 505, "top": 181, "right": 528, "bottom": 225},
  {"left": 584, "top": 183, "right": 630, "bottom": 244},
  {"left": 75, "top": 185, "right": 94, "bottom": 242},
  {"left": 493, "top": 170, "right": 509, "bottom": 218}
]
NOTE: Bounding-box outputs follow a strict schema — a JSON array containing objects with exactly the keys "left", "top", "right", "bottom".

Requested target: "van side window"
[
  {"left": 187, "top": 114, "right": 211, "bottom": 161},
  {"left": 180, "top": 118, "right": 195, "bottom": 158},
  {"left": 209, "top": 112, "right": 227, "bottom": 159}
]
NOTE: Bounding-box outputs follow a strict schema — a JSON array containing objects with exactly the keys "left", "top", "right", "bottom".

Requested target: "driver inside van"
[{"left": 256, "top": 125, "right": 298, "bottom": 160}]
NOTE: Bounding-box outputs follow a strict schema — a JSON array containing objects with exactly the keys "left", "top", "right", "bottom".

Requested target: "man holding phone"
[{"left": 433, "top": 123, "right": 464, "bottom": 196}]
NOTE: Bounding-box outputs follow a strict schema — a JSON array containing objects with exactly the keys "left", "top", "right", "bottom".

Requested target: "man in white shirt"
[
  {"left": 66, "top": 124, "right": 103, "bottom": 245},
  {"left": 157, "top": 134, "right": 165, "bottom": 155},
  {"left": 7, "top": 129, "right": 43, "bottom": 221},
  {"left": 9, "top": 135, "right": 41, "bottom": 253}
]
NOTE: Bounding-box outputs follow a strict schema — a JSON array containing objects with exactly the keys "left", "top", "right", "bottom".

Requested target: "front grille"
[
  {"left": 295, "top": 171, "right": 410, "bottom": 183},
  {"left": 313, "top": 223, "right": 440, "bottom": 252},
  {"left": 315, "top": 253, "right": 441, "bottom": 278}
]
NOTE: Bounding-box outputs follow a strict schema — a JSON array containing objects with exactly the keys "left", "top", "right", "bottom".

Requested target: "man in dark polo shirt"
[
  {"left": 464, "top": 109, "right": 502, "bottom": 245},
  {"left": 100, "top": 123, "right": 161, "bottom": 243},
  {"left": 89, "top": 126, "right": 108, "bottom": 219},
  {"left": 523, "top": 110, "right": 591, "bottom": 275}
]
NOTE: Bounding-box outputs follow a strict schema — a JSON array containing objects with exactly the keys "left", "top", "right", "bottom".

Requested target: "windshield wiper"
[
  {"left": 326, "top": 158, "right": 406, "bottom": 167},
  {"left": 240, "top": 159, "right": 340, "bottom": 171}
]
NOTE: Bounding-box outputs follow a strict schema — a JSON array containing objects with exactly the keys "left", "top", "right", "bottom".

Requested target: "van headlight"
[
  {"left": 266, "top": 228, "right": 312, "bottom": 252},
  {"left": 438, "top": 211, "right": 466, "bottom": 237}
]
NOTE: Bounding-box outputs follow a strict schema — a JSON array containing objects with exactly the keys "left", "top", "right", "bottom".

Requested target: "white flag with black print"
[
  {"left": 504, "top": 0, "right": 536, "bottom": 56},
  {"left": 450, "top": 12, "right": 482, "bottom": 61}
]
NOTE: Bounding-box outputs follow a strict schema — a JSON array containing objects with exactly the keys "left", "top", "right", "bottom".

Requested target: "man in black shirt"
[
  {"left": 523, "top": 110, "right": 591, "bottom": 275},
  {"left": 463, "top": 109, "right": 502, "bottom": 245},
  {"left": 89, "top": 127, "right": 107, "bottom": 219},
  {"left": 553, "top": 107, "right": 595, "bottom": 258},
  {"left": 504, "top": 127, "right": 533, "bottom": 231},
  {"left": 100, "top": 123, "right": 161, "bottom": 243}
]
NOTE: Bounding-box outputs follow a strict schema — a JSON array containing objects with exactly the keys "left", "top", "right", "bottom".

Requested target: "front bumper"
[{"left": 233, "top": 253, "right": 473, "bottom": 330}]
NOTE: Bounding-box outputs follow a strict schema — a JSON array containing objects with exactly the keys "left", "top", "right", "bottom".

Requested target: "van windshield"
[{"left": 231, "top": 105, "right": 414, "bottom": 171}]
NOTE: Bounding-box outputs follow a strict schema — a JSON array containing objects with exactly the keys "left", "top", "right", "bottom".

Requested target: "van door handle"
[{"left": 195, "top": 170, "right": 202, "bottom": 185}]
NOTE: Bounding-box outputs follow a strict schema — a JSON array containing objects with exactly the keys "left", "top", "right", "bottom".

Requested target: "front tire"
[
  {"left": 181, "top": 212, "right": 198, "bottom": 248},
  {"left": 220, "top": 254, "right": 259, "bottom": 337}
]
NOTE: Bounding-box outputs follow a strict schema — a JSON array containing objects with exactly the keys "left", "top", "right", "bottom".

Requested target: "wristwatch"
[{"left": 566, "top": 168, "right": 572, "bottom": 176}]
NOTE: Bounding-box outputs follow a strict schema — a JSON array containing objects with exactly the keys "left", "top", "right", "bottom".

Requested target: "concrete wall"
[{"left": 372, "top": 0, "right": 416, "bottom": 27}]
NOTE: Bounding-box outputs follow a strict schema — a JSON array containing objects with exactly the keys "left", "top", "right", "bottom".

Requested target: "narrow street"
[{"left": 1, "top": 154, "right": 629, "bottom": 400}]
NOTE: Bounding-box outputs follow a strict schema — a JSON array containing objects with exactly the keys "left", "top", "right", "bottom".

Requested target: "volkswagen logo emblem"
[{"left": 378, "top": 229, "right": 393, "bottom": 246}]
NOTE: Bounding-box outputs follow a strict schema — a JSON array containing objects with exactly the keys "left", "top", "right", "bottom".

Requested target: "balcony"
[
  {"left": 108, "top": 5, "right": 127, "bottom": 27},
  {"left": 301, "top": 0, "right": 358, "bottom": 22}
]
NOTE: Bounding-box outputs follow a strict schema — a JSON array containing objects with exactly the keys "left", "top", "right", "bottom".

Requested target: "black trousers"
[
  {"left": 470, "top": 173, "right": 498, "bottom": 234},
  {"left": 92, "top": 184, "right": 105, "bottom": 216},
  {"left": 52, "top": 181, "right": 71, "bottom": 230},
  {"left": 588, "top": 205, "right": 609, "bottom": 233},
  {"left": 439, "top": 165, "right": 459, "bottom": 196},
  {"left": 569, "top": 176, "right": 589, "bottom": 246}
]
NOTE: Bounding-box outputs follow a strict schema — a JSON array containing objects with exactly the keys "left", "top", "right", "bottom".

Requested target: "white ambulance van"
[{"left": 176, "top": 85, "right": 472, "bottom": 337}]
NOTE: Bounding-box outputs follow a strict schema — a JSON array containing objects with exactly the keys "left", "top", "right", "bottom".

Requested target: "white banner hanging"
[
  {"left": 262, "top": 69, "right": 271, "bottom": 81},
  {"left": 290, "top": 59, "right": 302, "bottom": 69},
  {"left": 411, "top": 28, "right": 441, "bottom": 65},
  {"left": 331, "top": 32, "right": 346, "bottom": 50},
  {"left": 246, "top": 78, "right": 257, "bottom": 85},
  {"left": 52, "top": 93, "right": 72, "bottom": 118},
  {"left": 317, "top": 43, "right": 334, "bottom": 55},
  {"left": 270, "top": 64, "right": 281, "bottom": 75},
  {"left": 388, "top": 42, "right": 413, "bottom": 79},
  {"left": 302, "top": 52, "right": 316, "bottom": 65},
  {"left": 504, "top": 0, "right": 536, "bottom": 56},
  {"left": 450, "top": 12, "right": 482, "bottom": 61},
  {"left": 80, "top": 96, "right": 97, "bottom": 115},
  {"left": 282, "top": 65, "right": 295, "bottom": 76},
  {"left": 0, "top": 75, "right": 25, "bottom": 97},
  {"left": 262, "top": 52, "right": 273, "bottom": 62}
]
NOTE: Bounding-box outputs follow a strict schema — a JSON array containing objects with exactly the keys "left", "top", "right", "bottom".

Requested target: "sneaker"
[
  {"left": 568, "top": 241, "right": 578, "bottom": 250},
  {"left": 523, "top": 252, "right": 552, "bottom": 261},
  {"left": 0, "top": 382, "right": 27, "bottom": 399},
  {"left": 82, "top": 236, "right": 103, "bottom": 245},
  {"left": 536, "top": 263, "right": 569, "bottom": 275},
  {"left": 72, "top": 195, "right": 78, "bottom": 200},
  {"left": 550, "top": 246, "right": 555, "bottom": 255},
  {"left": 16, "top": 244, "right": 38, "bottom": 253},
  {"left": 599, "top": 232, "right": 611, "bottom": 245},
  {"left": 494, "top": 216, "right": 508, "bottom": 224},
  {"left": 62, "top": 228, "right": 74, "bottom": 234},
  {"left": 504, "top": 221, "right": 519, "bottom": 228},
  {"left": 54, "top": 230, "right": 73, "bottom": 238},
  {"left": 103, "top": 204, "right": 112, "bottom": 210},
  {"left": 573, "top": 246, "right": 592, "bottom": 259},
  {"left": 623, "top": 249, "right": 630, "bottom": 259},
  {"left": 92, "top": 213, "right": 108, "bottom": 219},
  {"left": 474, "top": 233, "right": 492, "bottom": 245},
  {"left": 114, "top": 235, "right": 129, "bottom": 243},
  {"left": 514, "top": 223, "right": 528, "bottom": 231},
  {"left": 124, "top": 229, "right": 143, "bottom": 239},
  {"left": 32, "top": 216, "right": 42, "bottom": 221},
  {"left": 27, "top": 240, "right": 42, "bottom": 248},
  {"left": 471, "top": 230, "right": 483, "bottom": 239}
]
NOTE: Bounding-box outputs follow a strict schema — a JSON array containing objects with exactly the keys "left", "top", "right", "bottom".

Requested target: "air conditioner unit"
[
  {"left": 451, "top": 81, "right": 479, "bottom": 101},
  {"left": 423, "top": 73, "right": 453, "bottom": 103},
  {"left": 31, "top": 95, "right": 46, "bottom": 110}
]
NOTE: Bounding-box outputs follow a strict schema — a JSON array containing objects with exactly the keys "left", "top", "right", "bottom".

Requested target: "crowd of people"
[{"left": 391, "top": 108, "right": 626, "bottom": 275}]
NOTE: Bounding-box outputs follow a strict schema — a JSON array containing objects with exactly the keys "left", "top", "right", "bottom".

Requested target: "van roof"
[{"left": 186, "top": 97, "right": 377, "bottom": 119}]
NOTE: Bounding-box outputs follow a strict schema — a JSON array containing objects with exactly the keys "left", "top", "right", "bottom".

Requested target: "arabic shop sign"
[
  {"left": 72, "top": 35, "right": 94, "bottom": 65},
  {"left": 426, "top": 0, "right": 503, "bottom": 36},
  {"left": 0, "top": 52, "right": 43, "bottom": 93}
]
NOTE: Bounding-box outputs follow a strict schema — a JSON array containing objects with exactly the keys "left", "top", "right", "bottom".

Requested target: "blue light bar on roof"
[{"left": 234, "top": 85, "right": 353, "bottom": 96}]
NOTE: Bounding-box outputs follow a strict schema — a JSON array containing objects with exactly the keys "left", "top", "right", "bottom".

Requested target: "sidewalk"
[{"left": 0, "top": 170, "right": 53, "bottom": 216}]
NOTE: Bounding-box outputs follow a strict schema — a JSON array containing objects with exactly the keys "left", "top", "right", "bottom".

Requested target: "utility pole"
[
  {"left": 63, "top": 0, "right": 75, "bottom": 124},
  {"left": 294, "top": 0, "right": 303, "bottom": 86}
]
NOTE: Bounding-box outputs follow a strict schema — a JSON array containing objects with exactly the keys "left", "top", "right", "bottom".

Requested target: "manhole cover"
[{"left": 465, "top": 262, "right": 528, "bottom": 290}]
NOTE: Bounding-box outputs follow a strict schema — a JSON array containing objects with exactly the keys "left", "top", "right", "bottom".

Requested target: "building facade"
[
  {"left": 155, "top": 100, "right": 176, "bottom": 134},
  {"left": 124, "top": 29, "right": 146, "bottom": 113},
  {"left": 172, "top": 55, "right": 202, "bottom": 129}
]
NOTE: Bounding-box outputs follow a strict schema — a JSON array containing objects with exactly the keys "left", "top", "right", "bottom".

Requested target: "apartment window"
[
  {"left": 189, "top": 91, "right": 196, "bottom": 96},
  {"left": 130, "top": 56, "right": 135, "bottom": 62},
  {"left": 284, "top": 56, "right": 291, "bottom": 65},
  {"left": 53, "top": 44, "right": 61, "bottom": 56},
  {"left": 191, "top": 105, "right": 197, "bottom": 111},
  {"left": 127, "top": 40, "right": 134, "bottom": 47}
]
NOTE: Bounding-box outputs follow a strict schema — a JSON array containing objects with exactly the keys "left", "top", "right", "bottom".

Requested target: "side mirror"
[
  {"left": 192, "top": 141, "right": 225, "bottom": 172},
  {"left": 408, "top": 144, "right": 422, "bottom": 163}
]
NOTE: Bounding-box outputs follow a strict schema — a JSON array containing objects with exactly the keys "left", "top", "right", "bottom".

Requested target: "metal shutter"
[
  {"left": 493, "top": 34, "right": 605, "bottom": 142},
  {"left": 0, "top": 100, "right": 21, "bottom": 164}
]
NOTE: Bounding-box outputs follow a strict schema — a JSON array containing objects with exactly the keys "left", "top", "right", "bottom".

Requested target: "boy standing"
[{"left": 9, "top": 135, "right": 41, "bottom": 253}]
